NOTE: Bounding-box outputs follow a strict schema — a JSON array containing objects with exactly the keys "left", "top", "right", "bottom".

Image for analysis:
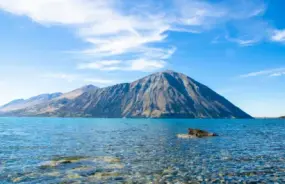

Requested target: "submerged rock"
[
  {"left": 177, "top": 128, "right": 218, "bottom": 138},
  {"left": 45, "top": 172, "right": 61, "bottom": 177},
  {"left": 88, "top": 172, "right": 121, "bottom": 180},
  {"left": 11, "top": 177, "right": 22, "bottom": 183},
  {"left": 9, "top": 172, "right": 37, "bottom": 183},
  {"left": 177, "top": 134, "right": 196, "bottom": 139},
  {"left": 71, "top": 166, "right": 93, "bottom": 172},
  {"left": 66, "top": 173, "right": 81, "bottom": 179},
  {"left": 39, "top": 156, "right": 88, "bottom": 169}
]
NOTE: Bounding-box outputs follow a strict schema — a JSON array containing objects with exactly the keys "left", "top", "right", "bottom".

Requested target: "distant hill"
[{"left": 0, "top": 70, "right": 252, "bottom": 118}]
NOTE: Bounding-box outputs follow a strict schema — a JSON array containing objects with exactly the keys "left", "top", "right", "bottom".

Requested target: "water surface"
[{"left": 0, "top": 118, "right": 284, "bottom": 183}]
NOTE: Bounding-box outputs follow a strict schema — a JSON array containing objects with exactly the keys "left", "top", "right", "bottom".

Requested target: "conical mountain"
[
  {"left": 120, "top": 70, "right": 250, "bottom": 118},
  {"left": 0, "top": 71, "right": 251, "bottom": 118}
]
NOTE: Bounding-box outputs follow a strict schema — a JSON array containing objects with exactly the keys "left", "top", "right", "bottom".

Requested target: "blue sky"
[{"left": 0, "top": 0, "right": 285, "bottom": 117}]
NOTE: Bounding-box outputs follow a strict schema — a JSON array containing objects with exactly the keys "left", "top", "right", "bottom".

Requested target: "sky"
[{"left": 0, "top": 0, "right": 285, "bottom": 117}]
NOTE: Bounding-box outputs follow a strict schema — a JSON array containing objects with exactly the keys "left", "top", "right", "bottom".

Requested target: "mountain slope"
[
  {"left": 0, "top": 71, "right": 251, "bottom": 118},
  {"left": 0, "top": 93, "right": 62, "bottom": 112}
]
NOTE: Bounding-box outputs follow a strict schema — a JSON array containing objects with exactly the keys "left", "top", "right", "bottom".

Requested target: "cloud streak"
[{"left": 240, "top": 68, "right": 285, "bottom": 78}]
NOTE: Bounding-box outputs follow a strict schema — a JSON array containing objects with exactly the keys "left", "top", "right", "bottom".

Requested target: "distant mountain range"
[{"left": 0, "top": 70, "right": 252, "bottom": 118}]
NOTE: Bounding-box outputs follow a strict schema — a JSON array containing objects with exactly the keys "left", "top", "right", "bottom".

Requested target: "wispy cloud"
[
  {"left": 269, "top": 71, "right": 285, "bottom": 77},
  {"left": 78, "top": 59, "right": 166, "bottom": 72},
  {"left": 78, "top": 60, "right": 122, "bottom": 70},
  {"left": 0, "top": 0, "right": 273, "bottom": 70},
  {"left": 224, "top": 17, "right": 270, "bottom": 46},
  {"left": 225, "top": 36, "right": 259, "bottom": 46},
  {"left": 240, "top": 68, "right": 285, "bottom": 78}
]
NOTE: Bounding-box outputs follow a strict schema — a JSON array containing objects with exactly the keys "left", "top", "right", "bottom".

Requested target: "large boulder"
[
  {"left": 188, "top": 128, "right": 218, "bottom": 138},
  {"left": 177, "top": 128, "right": 218, "bottom": 139}
]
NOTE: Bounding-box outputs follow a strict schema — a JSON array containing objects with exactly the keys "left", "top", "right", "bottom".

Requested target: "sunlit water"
[{"left": 0, "top": 118, "right": 284, "bottom": 183}]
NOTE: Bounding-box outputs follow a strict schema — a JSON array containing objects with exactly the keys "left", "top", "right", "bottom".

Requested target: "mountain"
[
  {"left": 0, "top": 93, "right": 62, "bottom": 112},
  {"left": 0, "top": 71, "right": 252, "bottom": 118}
]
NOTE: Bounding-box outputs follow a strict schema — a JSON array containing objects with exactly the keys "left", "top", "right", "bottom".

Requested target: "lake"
[{"left": 0, "top": 118, "right": 284, "bottom": 183}]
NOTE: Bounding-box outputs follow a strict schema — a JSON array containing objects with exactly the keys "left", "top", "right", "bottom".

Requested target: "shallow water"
[{"left": 0, "top": 118, "right": 284, "bottom": 183}]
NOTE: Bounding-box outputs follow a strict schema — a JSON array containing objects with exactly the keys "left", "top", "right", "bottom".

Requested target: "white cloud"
[
  {"left": 271, "top": 29, "right": 285, "bottom": 43},
  {"left": 82, "top": 28, "right": 168, "bottom": 56},
  {"left": 240, "top": 68, "right": 285, "bottom": 78},
  {"left": 0, "top": 0, "right": 272, "bottom": 70},
  {"left": 0, "top": 0, "right": 174, "bottom": 71},
  {"left": 0, "top": 0, "right": 116, "bottom": 25}
]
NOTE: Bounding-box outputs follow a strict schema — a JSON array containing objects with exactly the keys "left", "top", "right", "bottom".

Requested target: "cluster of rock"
[{"left": 9, "top": 156, "right": 125, "bottom": 183}]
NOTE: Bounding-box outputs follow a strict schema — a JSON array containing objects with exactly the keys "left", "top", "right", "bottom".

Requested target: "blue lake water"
[{"left": 0, "top": 118, "right": 284, "bottom": 183}]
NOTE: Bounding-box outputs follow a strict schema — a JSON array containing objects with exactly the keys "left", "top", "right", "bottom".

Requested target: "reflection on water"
[{"left": 0, "top": 118, "right": 285, "bottom": 183}]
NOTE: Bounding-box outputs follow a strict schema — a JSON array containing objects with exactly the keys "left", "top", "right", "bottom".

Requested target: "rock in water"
[
  {"left": 177, "top": 128, "right": 218, "bottom": 139},
  {"left": 188, "top": 128, "right": 218, "bottom": 137}
]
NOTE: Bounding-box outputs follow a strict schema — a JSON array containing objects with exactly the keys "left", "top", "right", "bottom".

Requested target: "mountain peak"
[
  {"left": 81, "top": 84, "right": 98, "bottom": 91},
  {"left": 161, "top": 69, "right": 175, "bottom": 73},
  {"left": 150, "top": 70, "right": 189, "bottom": 79},
  {"left": 157, "top": 70, "right": 179, "bottom": 75}
]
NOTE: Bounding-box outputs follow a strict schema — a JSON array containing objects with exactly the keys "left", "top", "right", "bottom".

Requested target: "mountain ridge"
[{"left": 0, "top": 70, "right": 252, "bottom": 119}]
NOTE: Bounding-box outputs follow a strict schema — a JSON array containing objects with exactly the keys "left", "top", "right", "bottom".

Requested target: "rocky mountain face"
[{"left": 0, "top": 71, "right": 252, "bottom": 118}]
